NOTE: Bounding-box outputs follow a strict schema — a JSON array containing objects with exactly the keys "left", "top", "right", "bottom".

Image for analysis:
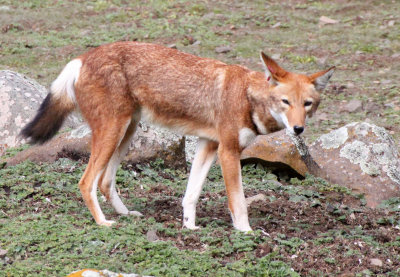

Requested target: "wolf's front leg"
[
  {"left": 218, "top": 144, "right": 252, "bottom": 232},
  {"left": 182, "top": 139, "right": 218, "bottom": 230}
]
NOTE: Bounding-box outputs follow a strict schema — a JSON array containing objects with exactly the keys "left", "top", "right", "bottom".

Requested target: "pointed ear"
[
  {"left": 260, "top": 52, "right": 287, "bottom": 83},
  {"left": 309, "top": 66, "right": 335, "bottom": 91}
]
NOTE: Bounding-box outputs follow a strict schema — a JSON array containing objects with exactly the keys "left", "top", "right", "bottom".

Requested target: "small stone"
[
  {"left": 319, "top": 16, "right": 339, "bottom": 25},
  {"left": 246, "top": 193, "right": 267, "bottom": 206},
  {"left": 271, "top": 53, "right": 281, "bottom": 60},
  {"left": 80, "top": 29, "right": 92, "bottom": 36},
  {"left": 146, "top": 229, "right": 159, "bottom": 242},
  {"left": 365, "top": 102, "right": 380, "bottom": 113},
  {"left": 315, "top": 112, "right": 329, "bottom": 121},
  {"left": 342, "top": 99, "right": 363, "bottom": 113},
  {"left": 370, "top": 258, "right": 383, "bottom": 267},
  {"left": 215, "top": 46, "right": 231, "bottom": 54},
  {"left": 271, "top": 22, "right": 281, "bottom": 28},
  {"left": 168, "top": 44, "right": 177, "bottom": 49},
  {"left": 317, "top": 57, "right": 327, "bottom": 66},
  {"left": 388, "top": 20, "right": 395, "bottom": 27},
  {"left": 192, "top": 40, "right": 201, "bottom": 46},
  {"left": 0, "top": 249, "right": 8, "bottom": 258}
]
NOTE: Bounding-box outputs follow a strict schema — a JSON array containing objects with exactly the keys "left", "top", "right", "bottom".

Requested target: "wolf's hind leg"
[{"left": 98, "top": 115, "right": 143, "bottom": 217}]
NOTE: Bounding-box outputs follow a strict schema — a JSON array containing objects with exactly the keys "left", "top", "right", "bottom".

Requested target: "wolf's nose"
[{"left": 293, "top": 126, "right": 304, "bottom": 135}]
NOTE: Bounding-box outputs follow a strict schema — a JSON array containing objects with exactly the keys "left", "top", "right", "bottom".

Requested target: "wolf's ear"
[
  {"left": 260, "top": 52, "right": 287, "bottom": 84},
  {"left": 309, "top": 66, "right": 335, "bottom": 91}
]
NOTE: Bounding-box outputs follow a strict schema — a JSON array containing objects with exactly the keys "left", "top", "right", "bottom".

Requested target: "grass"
[
  {"left": 0, "top": 159, "right": 299, "bottom": 276},
  {"left": 1, "top": 158, "right": 399, "bottom": 276}
]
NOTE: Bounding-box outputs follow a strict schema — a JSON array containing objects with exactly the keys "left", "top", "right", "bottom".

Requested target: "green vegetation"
[{"left": 1, "top": 159, "right": 399, "bottom": 276}]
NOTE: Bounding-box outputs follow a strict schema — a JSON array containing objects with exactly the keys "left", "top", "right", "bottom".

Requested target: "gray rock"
[
  {"left": 391, "top": 53, "right": 400, "bottom": 58},
  {"left": 7, "top": 122, "right": 187, "bottom": 169},
  {"left": 0, "top": 249, "right": 7, "bottom": 258},
  {"left": 311, "top": 122, "right": 400, "bottom": 207},
  {"left": 370, "top": 258, "right": 383, "bottom": 267},
  {"left": 146, "top": 229, "right": 159, "bottom": 242},
  {"left": 271, "top": 54, "right": 281, "bottom": 60},
  {"left": 341, "top": 99, "right": 363, "bottom": 113},
  {"left": 185, "top": 136, "right": 198, "bottom": 163},
  {"left": 242, "top": 122, "right": 400, "bottom": 208},
  {"left": 246, "top": 193, "right": 267, "bottom": 206},
  {"left": 364, "top": 102, "right": 381, "bottom": 113},
  {"left": 126, "top": 122, "right": 186, "bottom": 168},
  {"left": 215, "top": 46, "right": 232, "bottom": 54},
  {"left": 0, "top": 70, "right": 81, "bottom": 155}
]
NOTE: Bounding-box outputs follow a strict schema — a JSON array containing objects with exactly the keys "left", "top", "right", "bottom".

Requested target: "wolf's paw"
[
  {"left": 234, "top": 223, "right": 253, "bottom": 232},
  {"left": 183, "top": 222, "right": 200, "bottom": 230},
  {"left": 98, "top": 219, "right": 116, "bottom": 227},
  {"left": 128, "top": 210, "right": 143, "bottom": 217}
]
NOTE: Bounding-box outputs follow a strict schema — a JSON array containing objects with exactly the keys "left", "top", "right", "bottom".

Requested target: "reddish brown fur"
[{"left": 26, "top": 41, "right": 333, "bottom": 229}]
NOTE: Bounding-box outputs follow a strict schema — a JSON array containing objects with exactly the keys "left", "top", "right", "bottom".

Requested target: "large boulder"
[
  {"left": 0, "top": 70, "right": 80, "bottom": 155},
  {"left": 6, "top": 122, "right": 187, "bottom": 169},
  {"left": 1, "top": 70, "right": 188, "bottom": 168},
  {"left": 311, "top": 122, "right": 400, "bottom": 207},
  {"left": 125, "top": 122, "right": 186, "bottom": 168},
  {"left": 242, "top": 122, "right": 400, "bottom": 207}
]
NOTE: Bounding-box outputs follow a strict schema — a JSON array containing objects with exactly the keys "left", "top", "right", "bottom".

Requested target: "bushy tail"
[{"left": 20, "top": 59, "right": 82, "bottom": 144}]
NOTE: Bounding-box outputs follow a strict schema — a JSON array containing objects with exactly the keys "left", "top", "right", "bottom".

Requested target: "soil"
[{"left": 135, "top": 181, "right": 400, "bottom": 275}]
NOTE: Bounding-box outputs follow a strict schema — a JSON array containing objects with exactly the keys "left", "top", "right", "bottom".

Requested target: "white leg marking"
[
  {"left": 239, "top": 127, "right": 256, "bottom": 148},
  {"left": 103, "top": 154, "right": 129, "bottom": 214},
  {"left": 105, "top": 155, "right": 143, "bottom": 217},
  {"left": 103, "top": 119, "right": 143, "bottom": 216},
  {"left": 230, "top": 168, "right": 252, "bottom": 232},
  {"left": 182, "top": 139, "right": 217, "bottom": 230},
  {"left": 91, "top": 170, "right": 115, "bottom": 226}
]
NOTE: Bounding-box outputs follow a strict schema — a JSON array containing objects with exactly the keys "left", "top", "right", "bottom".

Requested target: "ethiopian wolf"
[{"left": 21, "top": 42, "right": 334, "bottom": 231}]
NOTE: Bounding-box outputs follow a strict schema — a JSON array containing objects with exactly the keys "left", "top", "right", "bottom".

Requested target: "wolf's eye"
[
  {"left": 282, "top": 99, "right": 290, "bottom": 105},
  {"left": 304, "top": 101, "right": 313, "bottom": 107}
]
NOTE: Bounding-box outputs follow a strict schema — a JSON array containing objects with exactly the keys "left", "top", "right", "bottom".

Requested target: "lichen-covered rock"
[
  {"left": 67, "top": 269, "right": 153, "bottom": 277},
  {"left": 242, "top": 122, "right": 400, "bottom": 208},
  {"left": 311, "top": 122, "right": 400, "bottom": 207},
  {"left": 0, "top": 70, "right": 80, "bottom": 155},
  {"left": 125, "top": 122, "right": 186, "bottom": 168},
  {"left": 6, "top": 122, "right": 187, "bottom": 169}
]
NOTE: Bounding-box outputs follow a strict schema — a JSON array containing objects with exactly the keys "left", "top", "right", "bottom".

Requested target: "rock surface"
[
  {"left": 341, "top": 99, "right": 363, "bottom": 113},
  {"left": 0, "top": 70, "right": 80, "bottom": 155},
  {"left": 6, "top": 122, "right": 187, "bottom": 169},
  {"left": 242, "top": 122, "right": 400, "bottom": 207},
  {"left": 241, "top": 130, "right": 309, "bottom": 175},
  {"left": 311, "top": 122, "right": 400, "bottom": 207},
  {"left": 67, "top": 269, "right": 153, "bottom": 277}
]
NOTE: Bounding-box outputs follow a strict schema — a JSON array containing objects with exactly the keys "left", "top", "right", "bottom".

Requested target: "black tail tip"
[{"left": 20, "top": 93, "right": 66, "bottom": 144}]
